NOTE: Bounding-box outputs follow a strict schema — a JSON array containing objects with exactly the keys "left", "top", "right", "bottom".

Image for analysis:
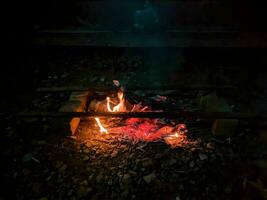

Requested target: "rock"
[
  {"left": 111, "top": 150, "right": 118, "bottom": 158},
  {"left": 258, "top": 129, "right": 267, "bottom": 144},
  {"left": 168, "top": 158, "right": 177, "bottom": 165},
  {"left": 199, "top": 92, "right": 232, "bottom": 112},
  {"left": 199, "top": 153, "right": 208, "bottom": 161},
  {"left": 253, "top": 160, "right": 267, "bottom": 169},
  {"left": 59, "top": 92, "right": 89, "bottom": 135},
  {"left": 22, "top": 153, "right": 33, "bottom": 162},
  {"left": 122, "top": 173, "right": 131, "bottom": 184},
  {"left": 39, "top": 197, "right": 48, "bottom": 200},
  {"left": 22, "top": 168, "right": 31, "bottom": 176},
  {"left": 59, "top": 164, "right": 67, "bottom": 173},
  {"left": 83, "top": 148, "right": 90, "bottom": 154},
  {"left": 179, "top": 185, "right": 184, "bottom": 190},
  {"left": 143, "top": 173, "right": 156, "bottom": 183},
  {"left": 121, "top": 189, "right": 129, "bottom": 198},
  {"left": 206, "top": 142, "right": 215, "bottom": 149},
  {"left": 129, "top": 170, "right": 138, "bottom": 177},
  {"left": 76, "top": 186, "right": 92, "bottom": 198},
  {"left": 189, "top": 161, "right": 195, "bottom": 168},
  {"left": 212, "top": 119, "right": 239, "bottom": 137},
  {"left": 142, "top": 158, "right": 153, "bottom": 167},
  {"left": 83, "top": 156, "right": 89, "bottom": 161},
  {"left": 155, "top": 153, "right": 163, "bottom": 159},
  {"left": 96, "top": 173, "right": 103, "bottom": 183},
  {"left": 81, "top": 180, "right": 88, "bottom": 186},
  {"left": 176, "top": 196, "right": 181, "bottom": 200}
]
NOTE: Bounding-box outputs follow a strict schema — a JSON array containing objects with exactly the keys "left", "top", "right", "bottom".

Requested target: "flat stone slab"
[{"left": 59, "top": 91, "right": 89, "bottom": 135}]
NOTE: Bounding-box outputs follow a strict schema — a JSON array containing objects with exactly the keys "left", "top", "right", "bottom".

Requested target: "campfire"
[{"left": 89, "top": 80, "right": 188, "bottom": 148}]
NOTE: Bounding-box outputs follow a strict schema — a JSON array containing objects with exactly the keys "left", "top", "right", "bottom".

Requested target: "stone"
[
  {"left": 189, "top": 161, "right": 195, "bottom": 168},
  {"left": 212, "top": 119, "right": 239, "bottom": 137},
  {"left": 76, "top": 186, "right": 92, "bottom": 198},
  {"left": 39, "top": 197, "right": 48, "bottom": 200},
  {"left": 259, "top": 129, "right": 267, "bottom": 144},
  {"left": 122, "top": 173, "right": 131, "bottom": 184},
  {"left": 199, "top": 92, "right": 232, "bottom": 113},
  {"left": 22, "top": 168, "right": 31, "bottom": 176},
  {"left": 22, "top": 153, "right": 33, "bottom": 162},
  {"left": 143, "top": 173, "right": 156, "bottom": 183},
  {"left": 253, "top": 160, "right": 267, "bottom": 169},
  {"left": 168, "top": 158, "right": 177, "bottom": 165},
  {"left": 83, "top": 156, "right": 89, "bottom": 161},
  {"left": 83, "top": 148, "right": 90, "bottom": 154},
  {"left": 59, "top": 164, "right": 67, "bottom": 173},
  {"left": 111, "top": 150, "right": 118, "bottom": 158},
  {"left": 176, "top": 196, "right": 181, "bottom": 200},
  {"left": 206, "top": 142, "right": 215, "bottom": 149},
  {"left": 121, "top": 189, "right": 129, "bottom": 198},
  {"left": 199, "top": 153, "right": 208, "bottom": 161},
  {"left": 96, "top": 174, "right": 103, "bottom": 183},
  {"left": 142, "top": 158, "right": 153, "bottom": 167},
  {"left": 59, "top": 91, "right": 90, "bottom": 135},
  {"left": 129, "top": 170, "right": 138, "bottom": 177}
]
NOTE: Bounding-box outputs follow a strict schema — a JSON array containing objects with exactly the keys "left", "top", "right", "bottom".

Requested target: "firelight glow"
[
  {"left": 94, "top": 117, "right": 108, "bottom": 134},
  {"left": 93, "top": 81, "right": 188, "bottom": 147},
  {"left": 94, "top": 90, "right": 126, "bottom": 134},
  {"left": 106, "top": 91, "right": 126, "bottom": 112}
]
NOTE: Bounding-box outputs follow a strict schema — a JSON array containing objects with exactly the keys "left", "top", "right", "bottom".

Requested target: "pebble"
[
  {"left": 142, "top": 158, "right": 153, "bottom": 167},
  {"left": 189, "top": 161, "right": 195, "bottom": 168},
  {"left": 83, "top": 149, "right": 90, "bottom": 154},
  {"left": 199, "top": 153, "right": 208, "bottom": 161},
  {"left": 76, "top": 186, "right": 92, "bottom": 198},
  {"left": 111, "top": 150, "right": 118, "bottom": 158},
  {"left": 176, "top": 196, "right": 181, "bottom": 200},
  {"left": 83, "top": 156, "right": 89, "bottom": 161},
  {"left": 168, "top": 158, "right": 177, "bottom": 165},
  {"left": 22, "top": 168, "right": 31, "bottom": 176},
  {"left": 129, "top": 170, "right": 138, "bottom": 177},
  {"left": 39, "top": 197, "right": 48, "bottom": 200},
  {"left": 143, "top": 173, "right": 156, "bottom": 183},
  {"left": 121, "top": 189, "right": 130, "bottom": 198},
  {"left": 96, "top": 174, "right": 103, "bottom": 183},
  {"left": 206, "top": 142, "right": 215, "bottom": 149},
  {"left": 22, "top": 153, "right": 33, "bottom": 162},
  {"left": 122, "top": 173, "right": 131, "bottom": 184},
  {"left": 59, "top": 164, "right": 67, "bottom": 173}
]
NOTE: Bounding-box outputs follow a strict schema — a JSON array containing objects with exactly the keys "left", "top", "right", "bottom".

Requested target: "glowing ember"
[
  {"left": 93, "top": 81, "right": 188, "bottom": 147},
  {"left": 94, "top": 117, "right": 108, "bottom": 134}
]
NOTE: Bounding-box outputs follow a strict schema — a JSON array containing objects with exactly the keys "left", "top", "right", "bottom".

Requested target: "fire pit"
[
  {"left": 15, "top": 74, "right": 267, "bottom": 200},
  {"left": 77, "top": 80, "right": 188, "bottom": 149}
]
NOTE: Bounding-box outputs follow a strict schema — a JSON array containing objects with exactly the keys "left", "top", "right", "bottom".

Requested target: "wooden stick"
[
  {"left": 17, "top": 111, "right": 267, "bottom": 119},
  {"left": 37, "top": 85, "right": 236, "bottom": 93}
]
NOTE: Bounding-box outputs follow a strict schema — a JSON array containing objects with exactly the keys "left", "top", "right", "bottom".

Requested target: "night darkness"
[{"left": 2, "top": 1, "right": 267, "bottom": 200}]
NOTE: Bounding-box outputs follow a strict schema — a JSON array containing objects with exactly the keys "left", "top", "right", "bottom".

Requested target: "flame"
[
  {"left": 95, "top": 90, "right": 126, "bottom": 133},
  {"left": 107, "top": 91, "right": 126, "bottom": 112},
  {"left": 92, "top": 81, "right": 189, "bottom": 148},
  {"left": 94, "top": 117, "right": 108, "bottom": 134},
  {"left": 106, "top": 97, "right": 112, "bottom": 112}
]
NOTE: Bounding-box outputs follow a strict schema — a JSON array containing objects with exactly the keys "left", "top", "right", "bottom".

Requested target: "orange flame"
[
  {"left": 106, "top": 90, "right": 126, "bottom": 112},
  {"left": 95, "top": 90, "right": 126, "bottom": 134},
  {"left": 94, "top": 117, "right": 108, "bottom": 134}
]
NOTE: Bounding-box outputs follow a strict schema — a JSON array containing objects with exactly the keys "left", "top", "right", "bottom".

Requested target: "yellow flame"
[
  {"left": 106, "top": 91, "right": 125, "bottom": 112},
  {"left": 96, "top": 90, "right": 126, "bottom": 134},
  {"left": 106, "top": 97, "right": 112, "bottom": 112},
  {"left": 94, "top": 117, "right": 108, "bottom": 134}
]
